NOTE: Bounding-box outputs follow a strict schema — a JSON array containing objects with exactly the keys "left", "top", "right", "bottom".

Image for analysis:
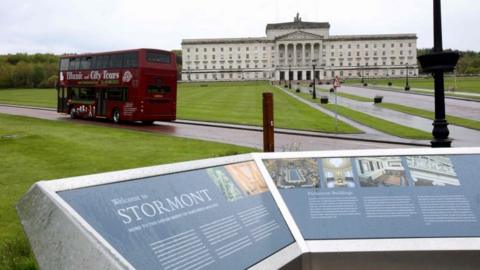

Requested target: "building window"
[
  {"left": 348, "top": 44, "right": 351, "bottom": 49},
  {"left": 204, "top": 55, "right": 207, "bottom": 60},
  {"left": 246, "top": 47, "right": 249, "bottom": 51},
  {"left": 382, "top": 44, "right": 386, "bottom": 48},
  {"left": 340, "top": 45, "right": 343, "bottom": 49},
  {"left": 187, "top": 48, "right": 190, "bottom": 52},
  {"left": 391, "top": 43, "right": 395, "bottom": 48},
  {"left": 212, "top": 48, "right": 215, "bottom": 52},
  {"left": 331, "top": 45, "right": 334, "bottom": 49},
  {"left": 212, "top": 55, "right": 216, "bottom": 59},
  {"left": 365, "top": 44, "right": 369, "bottom": 48},
  {"left": 204, "top": 48, "right": 207, "bottom": 52}
]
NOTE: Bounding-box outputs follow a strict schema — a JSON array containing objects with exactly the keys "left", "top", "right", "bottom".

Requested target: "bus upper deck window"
[
  {"left": 147, "top": 85, "right": 170, "bottom": 94},
  {"left": 146, "top": 51, "right": 171, "bottom": 64},
  {"left": 60, "top": 59, "right": 69, "bottom": 71}
]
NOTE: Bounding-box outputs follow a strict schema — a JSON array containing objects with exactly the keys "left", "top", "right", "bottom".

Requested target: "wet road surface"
[{"left": 0, "top": 104, "right": 420, "bottom": 151}]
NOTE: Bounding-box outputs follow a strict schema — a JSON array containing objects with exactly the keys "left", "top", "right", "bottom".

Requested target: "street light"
[
  {"left": 288, "top": 65, "right": 292, "bottom": 89},
  {"left": 418, "top": 0, "right": 460, "bottom": 148},
  {"left": 312, "top": 61, "right": 317, "bottom": 99},
  {"left": 405, "top": 64, "right": 410, "bottom": 91}
]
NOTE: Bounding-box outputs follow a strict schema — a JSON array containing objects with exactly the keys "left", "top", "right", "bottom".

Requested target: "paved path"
[
  {"left": 277, "top": 86, "right": 428, "bottom": 146},
  {"left": 324, "top": 85, "right": 480, "bottom": 121},
  {"left": 292, "top": 86, "right": 480, "bottom": 147},
  {"left": 327, "top": 92, "right": 479, "bottom": 147},
  {"left": 0, "top": 104, "right": 419, "bottom": 151}
]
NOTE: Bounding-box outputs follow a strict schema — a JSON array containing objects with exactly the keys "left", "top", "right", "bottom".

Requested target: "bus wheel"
[
  {"left": 70, "top": 108, "right": 76, "bottom": 119},
  {"left": 142, "top": 121, "right": 154, "bottom": 125},
  {"left": 112, "top": 109, "right": 121, "bottom": 124}
]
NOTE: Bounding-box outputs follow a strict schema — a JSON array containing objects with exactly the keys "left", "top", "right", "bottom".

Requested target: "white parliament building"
[{"left": 181, "top": 14, "right": 418, "bottom": 82}]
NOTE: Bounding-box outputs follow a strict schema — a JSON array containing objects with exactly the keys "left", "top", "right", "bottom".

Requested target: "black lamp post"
[
  {"left": 405, "top": 64, "right": 410, "bottom": 91},
  {"left": 418, "top": 0, "right": 460, "bottom": 148},
  {"left": 288, "top": 66, "right": 292, "bottom": 89},
  {"left": 312, "top": 63, "right": 317, "bottom": 99}
]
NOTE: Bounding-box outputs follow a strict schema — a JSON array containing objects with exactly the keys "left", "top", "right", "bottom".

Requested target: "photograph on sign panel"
[
  {"left": 355, "top": 157, "right": 408, "bottom": 187},
  {"left": 224, "top": 161, "right": 268, "bottom": 196},
  {"left": 263, "top": 158, "right": 320, "bottom": 189},
  {"left": 206, "top": 167, "right": 244, "bottom": 201},
  {"left": 322, "top": 158, "right": 355, "bottom": 188},
  {"left": 406, "top": 156, "right": 460, "bottom": 187}
]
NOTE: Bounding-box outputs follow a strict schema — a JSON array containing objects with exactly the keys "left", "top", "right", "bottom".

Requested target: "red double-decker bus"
[{"left": 57, "top": 48, "right": 177, "bottom": 124}]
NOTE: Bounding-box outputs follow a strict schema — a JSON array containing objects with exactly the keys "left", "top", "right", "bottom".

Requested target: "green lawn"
[
  {"left": 0, "top": 89, "right": 56, "bottom": 108},
  {"left": 177, "top": 81, "right": 360, "bottom": 134},
  {"left": 320, "top": 104, "right": 431, "bottom": 140},
  {"left": 0, "top": 83, "right": 360, "bottom": 134},
  {"left": 378, "top": 103, "right": 480, "bottom": 131},
  {"left": 0, "top": 113, "right": 255, "bottom": 270},
  {"left": 345, "top": 77, "right": 480, "bottom": 94}
]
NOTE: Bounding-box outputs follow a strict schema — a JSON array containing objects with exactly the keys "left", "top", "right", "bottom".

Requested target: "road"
[
  {"left": 0, "top": 104, "right": 419, "bottom": 151},
  {"left": 329, "top": 85, "right": 480, "bottom": 121}
]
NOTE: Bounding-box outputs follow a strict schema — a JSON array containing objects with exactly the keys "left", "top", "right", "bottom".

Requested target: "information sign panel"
[
  {"left": 59, "top": 161, "right": 294, "bottom": 270},
  {"left": 262, "top": 154, "right": 480, "bottom": 240}
]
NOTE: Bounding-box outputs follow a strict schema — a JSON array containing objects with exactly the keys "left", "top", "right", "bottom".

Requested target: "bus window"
[
  {"left": 147, "top": 85, "right": 170, "bottom": 94},
  {"left": 123, "top": 52, "right": 138, "bottom": 68},
  {"left": 146, "top": 51, "right": 171, "bottom": 64},
  {"left": 97, "top": 55, "right": 110, "bottom": 69},
  {"left": 110, "top": 54, "right": 122, "bottom": 68},
  {"left": 79, "top": 88, "right": 95, "bottom": 100},
  {"left": 80, "top": 57, "right": 91, "bottom": 70},
  {"left": 69, "top": 58, "right": 79, "bottom": 70},
  {"left": 91, "top": 56, "right": 98, "bottom": 69},
  {"left": 60, "top": 59, "right": 69, "bottom": 71},
  {"left": 106, "top": 88, "right": 128, "bottom": 101}
]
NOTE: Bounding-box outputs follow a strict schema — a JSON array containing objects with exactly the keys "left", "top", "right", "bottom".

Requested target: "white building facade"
[{"left": 181, "top": 15, "right": 418, "bottom": 82}]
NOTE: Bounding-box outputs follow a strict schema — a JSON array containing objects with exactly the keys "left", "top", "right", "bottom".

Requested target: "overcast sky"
[{"left": 1, "top": 0, "right": 479, "bottom": 54}]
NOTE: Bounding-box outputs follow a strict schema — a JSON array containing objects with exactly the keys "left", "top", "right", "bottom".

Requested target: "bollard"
[{"left": 263, "top": 92, "right": 274, "bottom": 152}]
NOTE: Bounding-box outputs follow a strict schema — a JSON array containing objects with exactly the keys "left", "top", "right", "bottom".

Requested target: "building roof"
[
  {"left": 327, "top": 33, "right": 417, "bottom": 41},
  {"left": 266, "top": 21, "right": 330, "bottom": 32},
  {"left": 182, "top": 37, "right": 273, "bottom": 45}
]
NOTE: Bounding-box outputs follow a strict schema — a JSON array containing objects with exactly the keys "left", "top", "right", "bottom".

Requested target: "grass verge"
[
  {"left": 378, "top": 103, "right": 480, "bottom": 131},
  {"left": 0, "top": 89, "right": 56, "bottom": 108},
  {"left": 0, "top": 113, "right": 255, "bottom": 270},
  {"left": 320, "top": 104, "right": 431, "bottom": 140}
]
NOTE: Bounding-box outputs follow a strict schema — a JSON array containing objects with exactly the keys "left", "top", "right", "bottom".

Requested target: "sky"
[{"left": 1, "top": 0, "right": 479, "bottom": 54}]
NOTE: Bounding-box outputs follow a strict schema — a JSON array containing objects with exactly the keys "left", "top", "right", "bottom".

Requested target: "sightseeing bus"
[{"left": 57, "top": 48, "right": 177, "bottom": 124}]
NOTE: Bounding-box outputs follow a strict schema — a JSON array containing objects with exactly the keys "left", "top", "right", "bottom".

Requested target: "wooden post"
[{"left": 263, "top": 92, "right": 274, "bottom": 152}]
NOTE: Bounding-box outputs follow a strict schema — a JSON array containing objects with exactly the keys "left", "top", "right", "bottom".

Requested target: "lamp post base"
[
  {"left": 431, "top": 119, "right": 451, "bottom": 148},
  {"left": 431, "top": 138, "right": 452, "bottom": 148}
]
